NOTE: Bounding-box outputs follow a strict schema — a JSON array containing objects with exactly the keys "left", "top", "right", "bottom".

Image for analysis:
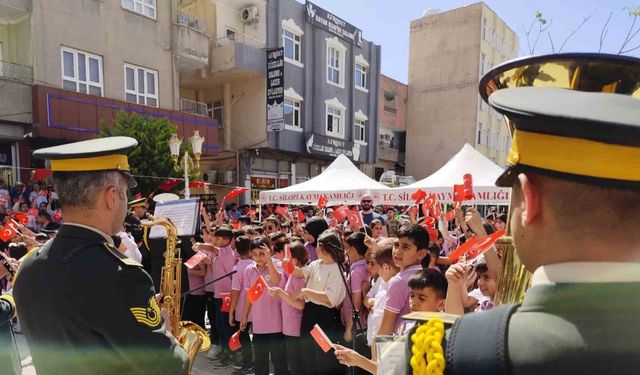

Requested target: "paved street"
[{"left": 16, "top": 333, "right": 237, "bottom": 375}]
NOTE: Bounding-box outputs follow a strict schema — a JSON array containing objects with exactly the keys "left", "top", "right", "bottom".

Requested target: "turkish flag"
[
  {"left": 221, "top": 292, "right": 232, "bottom": 313},
  {"left": 426, "top": 227, "right": 438, "bottom": 243},
  {"left": 185, "top": 252, "right": 207, "bottom": 269},
  {"left": 346, "top": 210, "right": 364, "bottom": 228},
  {"left": 297, "top": 209, "right": 305, "bottom": 223},
  {"left": 274, "top": 206, "right": 289, "bottom": 217},
  {"left": 444, "top": 210, "right": 456, "bottom": 222},
  {"left": 39, "top": 190, "right": 49, "bottom": 197},
  {"left": 233, "top": 222, "right": 240, "bottom": 230},
  {"left": 453, "top": 184, "right": 465, "bottom": 203},
  {"left": 10, "top": 212, "right": 29, "bottom": 226},
  {"left": 158, "top": 178, "right": 181, "bottom": 192},
  {"left": 225, "top": 187, "right": 249, "bottom": 200},
  {"left": 284, "top": 245, "right": 295, "bottom": 275},
  {"left": 32, "top": 168, "right": 52, "bottom": 182},
  {"left": 246, "top": 209, "right": 256, "bottom": 218},
  {"left": 247, "top": 275, "right": 267, "bottom": 303},
  {"left": 0, "top": 222, "right": 17, "bottom": 242},
  {"left": 52, "top": 210, "right": 63, "bottom": 223},
  {"left": 411, "top": 189, "right": 427, "bottom": 205},
  {"left": 134, "top": 193, "right": 143, "bottom": 200},
  {"left": 317, "top": 195, "right": 328, "bottom": 209},
  {"left": 448, "top": 230, "right": 505, "bottom": 262},
  {"left": 189, "top": 181, "right": 209, "bottom": 188},
  {"left": 229, "top": 330, "right": 242, "bottom": 351},
  {"left": 27, "top": 208, "right": 39, "bottom": 217},
  {"left": 463, "top": 174, "right": 474, "bottom": 200},
  {"left": 425, "top": 217, "right": 436, "bottom": 228},
  {"left": 333, "top": 205, "right": 350, "bottom": 222},
  {"left": 310, "top": 324, "right": 334, "bottom": 353}
]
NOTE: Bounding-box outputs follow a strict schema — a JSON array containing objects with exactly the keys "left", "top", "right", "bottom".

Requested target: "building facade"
[
  {"left": 181, "top": 0, "right": 381, "bottom": 203},
  {"left": 405, "top": 3, "right": 518, "bottom": 179},
  {"left": 0, "top": 0, "right": 222, "bottom": 184},
  {"left": 375, "top": 74, "right": 407, "bottom": 181}
]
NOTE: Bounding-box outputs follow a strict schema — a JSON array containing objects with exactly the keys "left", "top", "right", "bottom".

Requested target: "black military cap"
[
  {"left": 480, "top": 53, "right": 640, "bottom": 188},
  {"left": 32, "top": 136, "right": 138, "bottom": 187}
]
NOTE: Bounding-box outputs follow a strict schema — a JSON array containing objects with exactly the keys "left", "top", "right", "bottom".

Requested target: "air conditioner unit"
[{"left": 241, "top": 6, "right": 259, "bottom": 24}]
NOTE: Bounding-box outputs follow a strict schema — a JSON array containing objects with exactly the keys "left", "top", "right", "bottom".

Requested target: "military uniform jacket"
[
  {"left": 13, "top": 224, "right": 189, "bottom": 375},
  {"left": 447, "top": 282, "right": 640, "bottom": 375}
]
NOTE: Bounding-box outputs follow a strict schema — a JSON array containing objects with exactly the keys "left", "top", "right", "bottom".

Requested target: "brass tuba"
[{"left": 140, "top": 218, "right": 210, "bottom": 372}]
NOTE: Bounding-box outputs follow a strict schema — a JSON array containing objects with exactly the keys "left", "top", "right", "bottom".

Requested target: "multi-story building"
[
  {"left": 0, "top": 0, "right": 221, "bottom": 184},
  {"left": 374, "top": 74, "right": 407, "bottom": 181},
  {"left": 405, "top": 3, "right": 518, "bottom": 179},
  {"left": 182, "top": 0, "right": 381, "bottom": 203}
]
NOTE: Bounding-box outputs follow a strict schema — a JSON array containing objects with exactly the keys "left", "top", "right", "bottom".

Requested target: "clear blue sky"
[{"left": 307, "top": 0, "right": 640, "bottom": 83}]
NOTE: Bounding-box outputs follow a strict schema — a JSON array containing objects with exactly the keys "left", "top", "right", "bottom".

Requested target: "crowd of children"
[{"left": 176, "top": 201, "right": 503, "bottom": 375}]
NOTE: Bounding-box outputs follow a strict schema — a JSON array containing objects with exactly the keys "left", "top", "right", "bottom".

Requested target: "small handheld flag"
[
  {"left": 247, "top": 276, "right": 267, "bottom": 303},
  {"left": 310, "top": 324, "right": 334, "bottom": 353}
]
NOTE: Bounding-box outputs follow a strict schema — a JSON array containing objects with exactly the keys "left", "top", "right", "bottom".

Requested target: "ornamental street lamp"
[{"left": 168, "top": 130, "right": 205, "bottom": 199}]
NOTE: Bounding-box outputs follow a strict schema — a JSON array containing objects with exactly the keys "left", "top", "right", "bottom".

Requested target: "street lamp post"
[{"left": 168, "top": 130, "right": 205, "bottom": 199}]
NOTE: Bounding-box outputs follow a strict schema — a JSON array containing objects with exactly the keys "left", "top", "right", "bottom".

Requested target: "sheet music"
[{"left": 149, "top": 198, "right": 199, "bottom": 238}]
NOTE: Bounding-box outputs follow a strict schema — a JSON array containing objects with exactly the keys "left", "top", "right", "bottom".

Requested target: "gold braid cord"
[{"left": 411, "top": 319, "right": 445, "bottom": 375}]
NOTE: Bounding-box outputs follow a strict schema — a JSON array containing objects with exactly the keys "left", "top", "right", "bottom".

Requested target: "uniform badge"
[{"left": 130, "top": 296, "right": 162, "bottom": 328}]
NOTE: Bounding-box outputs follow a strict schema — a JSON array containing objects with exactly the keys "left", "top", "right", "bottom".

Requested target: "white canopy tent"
[
  {"left": 259, "top": 154, "right": 390, "bottom": 205},
  {"left": 379, "top": 144, "right": 511, "bottom": 205}
]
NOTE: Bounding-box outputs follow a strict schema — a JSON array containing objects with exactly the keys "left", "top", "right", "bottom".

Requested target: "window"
[
  {"left": 284, "top": 99, "right": 301, "bottom": 128},
  {"left": 61, "top": 47, "right": 103, "bottom": 96},
  {"left": 124, "top": 64, "right": 158, "bottom": 107},
  {"left": 226, "top": 28, "right": 236, "bottom": 42},
  {"left": 480, "top": 53, "right": 486, "bottom": 77},
  {"left": 327, "top": 106, "right": 342, "bottom": 137},
  {"left": 207, "top": 100, "right": 223, "bottom": 122},
  {"left": 354, "top": 119, "right": 366, "bottom": 142},
  {"left": 477, "top": 122, "right": 483, "bottom": 144},
  {"left": 355, "top": 63, "right": 367, "bottom": 90},
  {"left": 122, "top": 0, "right": 156, "bottom": 19},
  {"left": 326, "top": 37, "right": 346, "bottom": 88},
  {"left": 482, "top": 17, "right": 487, "bottom": 40},
  {"left": 283, "top": 30, "right": 301, "bottom": 63}
]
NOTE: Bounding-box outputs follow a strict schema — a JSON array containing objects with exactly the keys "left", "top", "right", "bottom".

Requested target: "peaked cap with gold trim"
[
  {"left": 33, "top": 136, "right": 138, "bottom": 187},
  {"left": 479, "top": 53, "right": 640, "bottom": 188}
]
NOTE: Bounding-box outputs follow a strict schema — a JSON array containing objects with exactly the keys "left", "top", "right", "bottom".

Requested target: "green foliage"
[
  {"left": 98, "top": 112, "right": 183, "bottom": 196},
  {"left": 624, "top": 6, "right": 640, "bottom": 16},
  {"left": 535, "top": 11, "right": 548, "bottom": 26}
]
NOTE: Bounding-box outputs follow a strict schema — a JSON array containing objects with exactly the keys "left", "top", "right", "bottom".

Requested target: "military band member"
[
  {"left": 408, "top": 53, "right": 640, "bottom": 375},
  {"left": 13, "top": 137, "right": 189, "bottom": 375}
]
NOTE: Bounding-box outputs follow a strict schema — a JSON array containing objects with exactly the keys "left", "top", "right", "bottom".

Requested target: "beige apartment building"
[
  {"left": 405, "top": 3, "right": 518, "bottom": 179},
  {"left": 374, "top": 74, "right": 407, "bottom": 181}
]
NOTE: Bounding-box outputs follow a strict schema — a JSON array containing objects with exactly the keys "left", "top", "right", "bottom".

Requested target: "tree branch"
[
  {"left": 558, "top": 9, "right": 596, "bottom": 52},
  {"left": 547, "top": 32, "right": 555, "bottom": 53},
  {"left": 620, "top": 43, "right": 640, "bottom": 54},
  {"left": 619, "top": 14, "right": 637, "bottom": 53},
  {"left": 599, "top": 11, "right": 613, "bottom": 53}
]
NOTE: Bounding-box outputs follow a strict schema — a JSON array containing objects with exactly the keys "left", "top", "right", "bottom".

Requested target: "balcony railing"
[
  {"left": 212, "top": 33, "right": 265, "bottom": 49},
  {"left": 177, "top": 12, "right": 207, "bottom": 33},
  {"left": 0, "top": 60, "right": 33, "bottom": 83},
  {"left": 180, "top": 98, "right": 208, "bottom": 117}
]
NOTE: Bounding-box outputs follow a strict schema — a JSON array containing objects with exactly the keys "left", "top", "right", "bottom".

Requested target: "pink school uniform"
[
  {"left": 382, "top": 264, "right": 422, "bottom": 330},
  {"left": 242, "top": 263, "right": 284, "bottom": 334},
  {"left": 231, "top": 258, "right": 255, "bottom": 322},
  {"left": 187, "top": 265, "right": 206, "bottom": 296},
  {"left": 281, "top": 275, "right": 305, "bottom": 337},
  {"left": 205, "top": 246, "right": 236, "bottom": 297},
  {"left": 341, "top": 260, "right": 369, "bottom": 328}
]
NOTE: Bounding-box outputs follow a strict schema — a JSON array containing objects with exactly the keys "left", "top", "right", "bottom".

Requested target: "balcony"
[
  {"left": 180, "top": 98, "right": 208, "bottom": 117},
  {"left": 378, "top": 142, "right": 399, "bottom": 162},
  {"left": 175, "top": 13, "right": 210, "bottom": 73},
  {"left": 210, "top": 33, "right": 265, "bottom": 76}
]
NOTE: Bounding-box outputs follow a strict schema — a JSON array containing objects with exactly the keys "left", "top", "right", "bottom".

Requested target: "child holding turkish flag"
[
  {"left": 229, "top": 236, "right": 255, "bottom": 373},
  {"left": 268, "top": 241, "right": 310, "bottom": 375},
  {"left": 239, "top": 237, "right": 286, "bottom": 375},
  {"left": 284, "top": 231, "right": 347, "bottom": 375}
]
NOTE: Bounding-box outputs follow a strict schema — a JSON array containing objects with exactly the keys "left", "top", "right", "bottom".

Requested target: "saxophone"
[{"left": 140, "top": 218, "right": 211, "bottom": 372}]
